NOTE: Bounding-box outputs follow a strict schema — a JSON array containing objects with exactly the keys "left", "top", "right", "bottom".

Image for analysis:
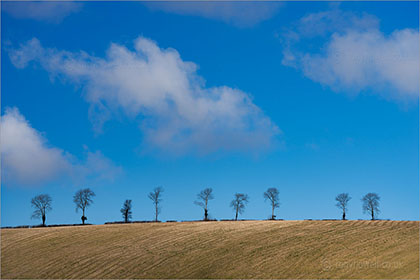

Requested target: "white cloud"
[
  {"left": 2, "top": 1, "right": 82, "bottom": 23},
  {"left": 8, "top": 37, "right": 280, "bottom": 155},
  {"left": 301, "top": 29, "right": 419, "bottom": 99},
  {"left": 1, "top": 107, "right": 71, "bottom": 185},
  {"left": 76, "top": 150, "right": 123, "bottom": 182},
  {"left": 281, "top": 9, "right": 419, "bottom": 101},
  {"left": 143, "top": 2, "right": 283, "bottom": 27},
  {"left": 1, "top": 107, "right": 121, "bottom": 186}
]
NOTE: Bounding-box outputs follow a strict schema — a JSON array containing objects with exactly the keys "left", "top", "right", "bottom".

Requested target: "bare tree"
[
  {"left": 31, "top": 194, "right": 52, "bottom": 226},
  {"left": 263, "top": 187, "right": 280, "bottom": 220},
  {"left": 362, "top": 193, "right": 380, "bottom": 220},
  {"left": 148, "top": 187, "right": 163, "bottom": 222},
  {"left": 230, "top": 193, "right": 249, "bottom": 221},
  {"left": 121, "top": 199, "right": 132, "bottom": 223},
  {"left": 73, "top": 188, "right": 95, "bottom": 224},
  {"left": 335, "top": 193, "right": 351, "bottom": 220},
  {"left": 194, "top": 188, "right": 214, "bottom": 221}
]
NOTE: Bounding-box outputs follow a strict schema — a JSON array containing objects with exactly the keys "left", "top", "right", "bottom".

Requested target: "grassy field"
[{"left": 1, "top": 220, "right": 418, "bottom": 279}]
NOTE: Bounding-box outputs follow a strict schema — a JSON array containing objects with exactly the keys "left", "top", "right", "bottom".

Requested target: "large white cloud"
[
  {"left": 2, "top": 1, "right": 82, "bottom": 23},
  {"left": 8, "top": 37, "right": 280, "bottom": 155},
  {"left": 143, "top": 2, "right": 283, "bottom": 27},
  {"left": 281, "top": 8, "right": 419, "bottom": 101},
  {"left": 1, "top": 107, "right": 121, "bottom": 186}
]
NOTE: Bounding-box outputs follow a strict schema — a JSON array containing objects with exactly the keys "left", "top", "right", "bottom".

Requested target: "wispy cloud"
[
  {"left": 280, "top": 8, "right": 419, "bottom": 102},
  {"left": 8, "top": 37, "right": 280, "bottom": 155},
  {"left": 143, "top": 2, "right": 283, "bottom": 27},
  {"left": 2, "top": 1, "right": 82, "bottom": 23},
  {"left": 1, "top": 107, "right": 122, "bottom": 187}
]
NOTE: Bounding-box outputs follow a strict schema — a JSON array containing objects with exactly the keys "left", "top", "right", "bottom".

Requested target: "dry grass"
[{"left": 1, "top": 220, "right": 418, "bottom": 279}]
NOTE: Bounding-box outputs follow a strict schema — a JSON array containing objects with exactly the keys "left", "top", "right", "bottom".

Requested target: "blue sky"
[{"left": 1, "top": 1, "right": 419, "bottom": 226}]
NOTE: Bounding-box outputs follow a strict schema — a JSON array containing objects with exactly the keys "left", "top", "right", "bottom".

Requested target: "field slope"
[{"left": 2, "top": 220, "right": 419, "bottom": 279}]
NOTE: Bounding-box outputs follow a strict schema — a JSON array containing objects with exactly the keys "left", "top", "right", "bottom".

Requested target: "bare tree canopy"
[
  {"left": 335, "top": 193, "right": 351, "bottom": 220},
  {"left": 263, "top": 187, "right": 280, "bottom": 220},
  {"left": 31, "top": 194, "right": 52, "bottom": 226},
  {"left": 73, "top": 188, "right": 95, "bottom": 224},
  {"left": 120, "top": 199, "right": 133, "bottom": 223},
  {"left": 362, "top": 193, "right": 380, "bottom": 220},
  {"left": 230, "top": 193, "right": 249, "bottom": 221},
  {"left": 148, "top": 187, "right": 163, "bottom": 222},
  {"left": 194, "top": 188, "right": 214, "bottom": 221}
]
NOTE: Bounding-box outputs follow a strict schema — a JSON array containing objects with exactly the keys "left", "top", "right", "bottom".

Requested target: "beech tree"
[
  {"left": 335, "top": 193, "right": 351, "bottom": 220},
  {"left": 362, "top": 193, "right": 380, "bottom": 220},
  {"left": 194, "top": 188, "right": 214, "bottom": 221},
  {"left": 31, "top": 194, "right": 52, "bottom": 226},
  {"left": 263, "top": 188, "right": 280, "bottom": 220},
  {"left": 148, "top": 187, "right": 163, "bottom": 222},
  {"left": 230, "top": 193, "right": 249, "bottom": 221},
  {"left": 73, "top": 188, "right": 95, "bottom": 224},
  {"left": 121, "top": 199, "right": 132, "bottom": 223}
]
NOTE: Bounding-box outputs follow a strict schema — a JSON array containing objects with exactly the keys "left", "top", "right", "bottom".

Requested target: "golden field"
[{"left": 1, "top": 220, "right": 419, "bottom": 279}]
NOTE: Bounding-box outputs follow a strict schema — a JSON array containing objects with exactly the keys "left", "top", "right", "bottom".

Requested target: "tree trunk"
[
  {"left": 42, "top": 214, "right": 46, "bottom": 226},
  {"left": 371, "top": 208, "right": 374, "bottom": 220},
  {"left": 235, "top": 209, "right": 238, "bottom": 221},
  {"left": 342, "top": 211, "right": 346, "bottom": 220},
  {"left": 155, "top": 204, "right": 158, "bottom": 222},
  {"left": 271, "top": 205, "right": 275, "bottom": 220},
  {"left": 204, "top": 209, "right": 208, "bottom": 221},
  {"left": 82, "top": 208, "right": 85, "bottom": 225}
]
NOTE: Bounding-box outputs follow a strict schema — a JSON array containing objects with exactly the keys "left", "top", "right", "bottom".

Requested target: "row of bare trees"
[
  {"left": 30, "top": 188, "right": 96, "bottom": 226},
  {"left": 30, "top": 187, "right": 381, "bottom": 226},
  {"left": 193, "top": 188, "right": 280, "bottom": 221},
  {"left": 119, "top": 187, "right": 164, "bottom": 223},
  {"left": 335, "top": 192, "right": 381, "bottom": 220}
]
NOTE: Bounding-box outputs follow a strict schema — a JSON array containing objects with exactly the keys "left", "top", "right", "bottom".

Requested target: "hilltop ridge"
[{"left": 2, "top": 220, "right": 418, "bottom": 279}]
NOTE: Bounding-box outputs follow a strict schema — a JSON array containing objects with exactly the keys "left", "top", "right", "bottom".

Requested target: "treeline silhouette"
[{"left": 28, "top": 187, "right": 381, "bottom": 226}]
